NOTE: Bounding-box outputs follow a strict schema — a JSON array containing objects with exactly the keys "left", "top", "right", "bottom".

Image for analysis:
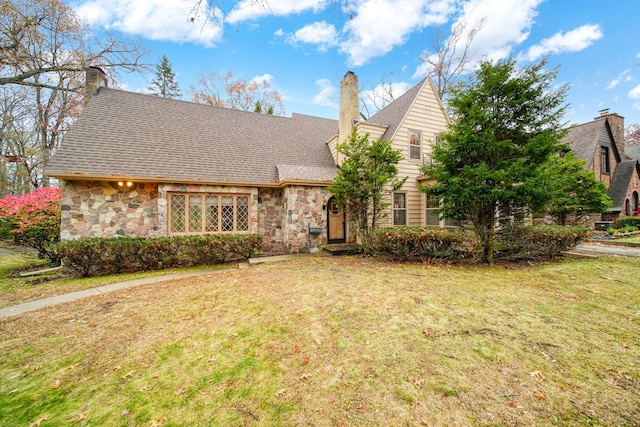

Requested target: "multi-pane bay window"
[
  {"left": 393, "top": 192, "right": 407, "bottom": 226},
  {"left": 169, "top": 193, "right": 249, "bottom": 234}
]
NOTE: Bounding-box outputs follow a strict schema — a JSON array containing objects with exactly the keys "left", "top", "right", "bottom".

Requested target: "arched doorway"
[
  {"left": 633, "top": 192, "right": 639, "bottom": 214},
  {"left": 326, "top": 196, "right": 346, "bottom": 244}
]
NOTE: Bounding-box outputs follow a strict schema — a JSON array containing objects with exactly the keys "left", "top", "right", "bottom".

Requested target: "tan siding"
[
  {"left": 327, "top": 135, "right": 338, "bottom": 164},
  {"left": 358, "top": 123, "right": 387, "bottom": 141},
  {"left": 387, "top": 79, "right": 449, "bottom": 227}
]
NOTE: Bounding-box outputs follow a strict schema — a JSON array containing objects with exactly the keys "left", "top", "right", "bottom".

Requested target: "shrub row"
[
  {"left": 615, "top": 216, "right": 640, "bottom": 229},
  {"left": 495, "top": 225, "right": 590, "bottom": 260},
  {"left": 368, "top": 225, "right": 590, "bottom": 263},
  {"left": 368, "top": 227, "right": 475, "bottom": 262},
  {"left": 54, "top": 234, "right": 263, "bottom": 277}
]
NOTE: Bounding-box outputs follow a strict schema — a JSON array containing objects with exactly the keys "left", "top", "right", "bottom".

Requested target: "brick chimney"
[
  {"left": 338, "top": 71, "right": 360, "bottom": 149},
  {"left": 597, "top": 109, "right": 625, "bottom": 159},
  {"left": 84, "top": 66, "right": 107, "bottom": 106}
]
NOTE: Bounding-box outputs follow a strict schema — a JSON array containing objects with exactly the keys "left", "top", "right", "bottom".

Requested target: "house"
[
  {"left": 562, "top": 111, "right": 640, "bottom": 221},
  {"left": 45, "top": 69, "right": 449, "bottom": 253}
]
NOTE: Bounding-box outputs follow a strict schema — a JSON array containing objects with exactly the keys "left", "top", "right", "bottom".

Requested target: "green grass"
[
  {"left": 0, "top": 241, "right": 231, "bottom": 309},
  {"left": 0, "top": 255, "right": 639, "bottom": 426},
  {"left": 612, "top": 233, "right": 640, "bottom": 244}
]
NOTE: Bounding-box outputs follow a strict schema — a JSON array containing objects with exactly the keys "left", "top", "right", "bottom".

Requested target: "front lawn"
[
  {"left": 0, "top": 241, "right": 229, "bottom": 309},
  {"left": 0, "top": 256, "right": 638, "bottom": 426}
]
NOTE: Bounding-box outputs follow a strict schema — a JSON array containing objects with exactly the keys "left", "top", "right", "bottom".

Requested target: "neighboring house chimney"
[
  {"left": 84, "top": 66, "right": 107, "bottom": 106},
  {"left": 597, "top": 109, "right": 625, "bottom": 159},
  {"left": 338, "top": 71, "right": 360, "bottom": 149}
]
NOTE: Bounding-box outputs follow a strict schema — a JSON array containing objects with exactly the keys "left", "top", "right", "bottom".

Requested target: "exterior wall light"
[{"left": 117, "top": 181, "right": 133, "bottom": 187}]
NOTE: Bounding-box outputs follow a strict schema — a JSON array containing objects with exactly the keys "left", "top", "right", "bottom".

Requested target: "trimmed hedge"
[
  {"left": 54, "top": 234, "right": 263, "bottom": 277},
  {"left": 616, "top": 216, "right": 640, "bottom": 229},
  {"left": 495, "top": 225, "right": 590, "bottom": 260},
  {"left": 368, "top": 227, "right": 475, "bottom": 262},
  {"left": 369, "top": 225, "right": 589, "bottom": 263}
]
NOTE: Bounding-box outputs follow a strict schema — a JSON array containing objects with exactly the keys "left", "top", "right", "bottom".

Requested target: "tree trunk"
[{"left": 481, "top": 208, "right": 495, "bottom": 263}]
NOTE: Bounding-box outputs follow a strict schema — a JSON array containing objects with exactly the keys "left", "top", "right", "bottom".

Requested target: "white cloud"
[
  {"left": 455, "top": 0, "right": 543, "bottom": 63},
  {"left": 73, "top": 0, "right": 224, "bottom": 47},
  {"left": 413, "top": 0, "right": 543, "bottom": 79},
  {"left": 521, "top": 24, "right": 603, "bottom": 61},
  {"left": 340, "top": 0, "right": 455, "bottom": 66},
  {"left": 313, "top": 78, "right": 338, "bottom": 107},
  {"left": 606, "top": 70, "right": 633, "bottom": 90},
  {"left": 362, "top": 82, "right": 411, "bottom": 113},
  {"left": 226, "top": 0, "right": 324, "bottom": 24},
  {"left": 289, "top": 22, "right": 338, "bottom": 51},
  {"left": 251, "top": 73, "right": 274, "bottom": 85},
  {"left": 629, "top": 84, "right": 640, "bottom": 99}
]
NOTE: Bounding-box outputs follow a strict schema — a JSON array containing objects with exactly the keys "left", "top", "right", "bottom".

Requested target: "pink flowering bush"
[{"left": 0, "top": 187, "right": 61, "bottom": 262}]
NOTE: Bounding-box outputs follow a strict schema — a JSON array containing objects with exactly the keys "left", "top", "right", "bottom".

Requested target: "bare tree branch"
[{"left": 420, "top": 18, "right": 486, "bottom": 101}]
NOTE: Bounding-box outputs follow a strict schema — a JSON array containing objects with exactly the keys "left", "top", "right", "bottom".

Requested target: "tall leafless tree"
[
  {"left": 190, "top": 70, "right": 285, "bottom": 115},
  {"left": 420, "top": 18, "right": 486, "bottom": 101},
  {"left": 0, "top": 0, "right": 147, "bottom": 191}
]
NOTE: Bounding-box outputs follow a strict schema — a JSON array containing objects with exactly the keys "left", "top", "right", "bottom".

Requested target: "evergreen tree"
[
  {"left": 421, "top": 57, "right": 569, "bottom": 263},
  {"left": 540, "top": 152, "right": 611, "bottom": 225},
  {"left": 148, "top": 55, "right": 181, "bottom": 98}
]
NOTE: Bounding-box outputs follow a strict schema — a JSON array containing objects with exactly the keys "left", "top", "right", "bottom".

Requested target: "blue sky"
[{"left": 69, "top": 0, "right": 640, "bottom": 126}]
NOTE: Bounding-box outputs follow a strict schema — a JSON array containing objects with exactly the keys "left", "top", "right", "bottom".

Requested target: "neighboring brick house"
[
  {"left": 46, "top": 69, "right": 449, "bottom": 253},
  {"left": 562, "top": 111, "right": 640, "bottom": 222}
]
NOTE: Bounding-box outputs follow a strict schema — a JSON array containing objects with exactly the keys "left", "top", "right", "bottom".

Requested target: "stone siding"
[
  {"left": 283, "top": 186, "right": 330, "bottom": 253},
  {"left": 60, "top": 180, "right": 159, "bottom": 240},
  {"left": 61, "top": 180, "right": 332, "bottom": 254},
  {"left": 257, "top": 188, "right": 286, "bottom": 254}
]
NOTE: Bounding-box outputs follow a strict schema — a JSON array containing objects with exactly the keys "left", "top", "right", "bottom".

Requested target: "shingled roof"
[
  {"left": 561, "top": 117, "right": 622, "bottom": 168},
  {"left": 626, "top": 144, "right": 640, "bottom": 160},
  {"left": 366, "top": 78, "right": 427, "bottom": 141},
  {"left": 608, "top": 160, "right": 640, "bottom": 209},
  {"left": 47, "top": 88, "right": 339, "bottom": 186}
]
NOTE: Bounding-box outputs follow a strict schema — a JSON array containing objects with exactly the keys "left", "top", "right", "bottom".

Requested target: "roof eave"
[{"left": 45, "top": 172, "right": 284, "bottom": 188}]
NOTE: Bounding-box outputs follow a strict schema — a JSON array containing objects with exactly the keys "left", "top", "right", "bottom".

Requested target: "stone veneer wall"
[
  {"left": 60, "top": 181, "right": 333, "bottom": 254},
  {"left": 257, "top": 188, "right": 286, "bottom": 254},
  {"left": 60, "top": 180, "right": 159, "bottom": 240},
  {"left": 282, "top": 185, "right": 330, "bottom": 253}
]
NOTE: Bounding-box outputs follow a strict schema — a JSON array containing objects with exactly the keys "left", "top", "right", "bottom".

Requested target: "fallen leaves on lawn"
[
  {"left": 28, "top": 416, "right": 48, "bottom": 427},
  {"left": 121, "top": 370, "right": 135, "bottom": 379},
  {"left": 67, "top": 413, "right": 87, "bottom": 423},
  {"left": 530, "top": 371, "right": 544, "bottom": 381},
  {"left": 50, "top": 379, "right": 62, "bottom": 389},
  {"left": 533, "top": 390, "right": 546, "bottom": 400}
]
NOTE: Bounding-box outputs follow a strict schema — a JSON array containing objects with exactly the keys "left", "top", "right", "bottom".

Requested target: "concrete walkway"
[
  {"left": 575, "top": 243, "right": 640, "bottom": 257},
  {"left": 0, "top": 255, "right": 305, "bottom": 319}
]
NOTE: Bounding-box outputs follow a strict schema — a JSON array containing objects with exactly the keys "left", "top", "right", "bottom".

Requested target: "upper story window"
[
  {"left": 169, "top": 193, "right": 249, "bottom": 235},
  {"left": 409, "top": 130, "right": 421, "bottom": 160},
  {"left": 393, "top": 192, "right": 407, "bottom": 226},
  {"left": 600, "top": 146, "right": 610, "bottom": 174}
]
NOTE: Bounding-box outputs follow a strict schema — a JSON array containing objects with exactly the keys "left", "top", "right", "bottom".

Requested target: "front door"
[{"left": 327, "top": 197, "right": 346, "bottom": 244}]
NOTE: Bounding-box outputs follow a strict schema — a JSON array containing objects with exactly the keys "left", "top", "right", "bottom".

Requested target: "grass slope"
[{"left": 0, "top": 256, "right": 638, "bottom": 426}]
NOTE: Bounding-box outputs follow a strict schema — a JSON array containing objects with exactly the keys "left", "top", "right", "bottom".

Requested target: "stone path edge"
[{"left": 0, "top": 255, "right": 308, "bottom": 319}]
